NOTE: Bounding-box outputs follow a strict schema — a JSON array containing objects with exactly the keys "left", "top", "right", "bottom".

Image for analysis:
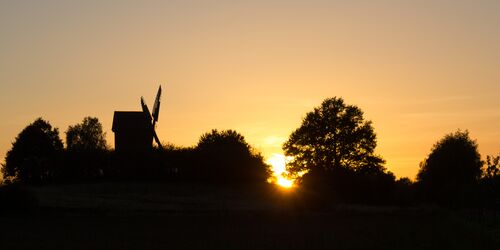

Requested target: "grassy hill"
[{"left": 0, "top": 182, "right": 498, "bottom": 249}]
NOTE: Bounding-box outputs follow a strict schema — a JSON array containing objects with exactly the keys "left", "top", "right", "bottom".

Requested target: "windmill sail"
[
  {"left": 140, "top": 86, "right": 163, "bottom": 150},
  {"left": 152, "top": 130, "right": 162, "bottom": 149},
  {"left": 151, "top": 85, "right": 162, "bottom": 149},
  {"left": 152, "top": 86, "right": 161, "bottom": 124},
  {"left": 140, "top": 97, "right": 153, "bottom": 122}
]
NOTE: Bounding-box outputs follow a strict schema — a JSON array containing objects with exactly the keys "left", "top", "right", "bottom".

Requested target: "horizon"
[{"left": 1, "top": 1, "right": 500, "bottom": 180}]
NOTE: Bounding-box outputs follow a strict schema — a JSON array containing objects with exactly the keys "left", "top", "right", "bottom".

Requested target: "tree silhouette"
[
  {"left": 1, "top": 118, "right": 63, "bottom": 184},
  {"left": 481, "top": 154, "right": 500, "bottom": 208},
  {"left": 63, "top": 117, "right": 108, "bottom": 180},
  {"left": 283, "top": 97, "right": 393, "bottom": 205},
  {"left": 193, "top": 129, "right": 270, "bottom": 184},
  {"left": 484, "top": 154, "right": 500, "bottom": 179},
  {"left": 283, "top": 97, "right": 384, "bottom": 176},
  {"left": 417, "top": 130, "right": 483, "bottom": 205},
  {"left": 66, "top": 117, "right": 107, "bottom": 151},
  {"left": 197, "top": 129, "right": 247, "bottom": 150}
]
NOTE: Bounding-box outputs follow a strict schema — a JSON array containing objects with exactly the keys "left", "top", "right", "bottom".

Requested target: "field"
[{"left": 0, "top": 183, "right": 499, "bottom": 249}]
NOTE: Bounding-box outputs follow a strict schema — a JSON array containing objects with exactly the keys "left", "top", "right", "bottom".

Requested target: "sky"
[{"left": 1, "top": 0, "right": 499, "bottom": 179}]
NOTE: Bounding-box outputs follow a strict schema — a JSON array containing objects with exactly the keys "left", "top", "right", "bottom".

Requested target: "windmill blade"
[
  {"left": 152, "top": 85, "right": 161, "bottom": 124},
  {"left": 141, "top": 96, "right": 163, "bottom": 149},
  {"left": 153, "top": 129, "right": 163, "bottom": 149},
  {"left": 141, "top": 96, "right": 153, "bottom": 122}
]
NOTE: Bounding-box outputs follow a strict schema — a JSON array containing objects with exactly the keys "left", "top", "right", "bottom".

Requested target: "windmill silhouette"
[{"left": 112, "top": 85, "right": 163, "bottom": 152}]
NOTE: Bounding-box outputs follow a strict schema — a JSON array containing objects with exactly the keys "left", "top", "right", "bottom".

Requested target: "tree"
[
  {"left": 417, "top": 130, "right": 483, "bottom": 205},
  {"left": 283, "top": 97, "right": 384, "bottom": 176},
  {"left": 63, "top": 117, "right": 108, "bottom": 180},
  {"left": 1, "top": 118, "right": 63, "bottom": 184},
  {"left": 66, "top": 117, "right": 107, "bottom": 151},
  {"left": 197, "top": 129, "right": 245, "bottom": 148},
  {"left": 481, "top": 154, "right": 500, "bottom": 208},
  {"left": 484, "top": 154, "right": 500, "bottom": 179},
  {"left": 283, "top": 98, "right": 391, "bottom": 205},
  {"left": 193, "top": 129, "right": 270, "bottom": 184}
]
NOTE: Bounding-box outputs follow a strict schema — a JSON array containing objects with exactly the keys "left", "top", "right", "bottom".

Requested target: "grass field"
[{"left": 0, "top": 183, "right": 498, "bottom": 249}]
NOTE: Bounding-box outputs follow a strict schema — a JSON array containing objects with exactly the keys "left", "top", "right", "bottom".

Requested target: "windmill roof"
[{"left": 112, "top": 111, "right": 152, "bottom": 132}]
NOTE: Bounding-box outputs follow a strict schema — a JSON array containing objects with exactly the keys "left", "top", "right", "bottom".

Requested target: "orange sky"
[{"left": 1, "top": 1, "right": 499, "bottom": 179}]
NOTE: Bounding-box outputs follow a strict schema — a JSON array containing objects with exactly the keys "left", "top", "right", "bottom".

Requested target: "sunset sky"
[{"left": 1, "top": 0, "right": 499, "bottom": 179}]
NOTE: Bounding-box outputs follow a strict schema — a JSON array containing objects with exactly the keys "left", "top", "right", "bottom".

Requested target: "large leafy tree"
[
  {"left": 417, "top": 130, "right": 483, "bottom": 204},
  {"left": 2, "top": 118, "right": 63, "bottom": 184},
  {"left": 283, "top": 97, "right": 384, "bottom": 176},
  {"left": 66, "top": 117, "right": 107, "bottom": 151}
]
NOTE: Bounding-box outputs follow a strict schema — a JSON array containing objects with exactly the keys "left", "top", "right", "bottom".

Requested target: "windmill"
[
  {"left": 112, "top": 85, "right": 164, "bottom": 152},
  {"left": 141, "top": 85, "right": 163, "bottom": 149}
]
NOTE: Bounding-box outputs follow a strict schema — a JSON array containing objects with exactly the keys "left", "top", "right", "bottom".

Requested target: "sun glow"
[
  {"left": 266, "top": 153, "right": 295, "bottom": 188},
  {"left": 276, "top": 177, "right": 293, "bottom": 188}
]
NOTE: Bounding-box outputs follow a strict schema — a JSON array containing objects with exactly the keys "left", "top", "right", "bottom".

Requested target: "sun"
[
  {"left": 276, "top": 177, "right": 293, "bottom": 188},
  {"left": 266, "top": 153, "right": 295, "bottom": 188}
]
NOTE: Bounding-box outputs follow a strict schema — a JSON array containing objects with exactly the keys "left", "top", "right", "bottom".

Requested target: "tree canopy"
[
  {"left": 283, "top": 97, "right": 384, "bottom": 176},
  {"left": 197, "top": 129, "right": 248, "bottom": 151},
  {"left": 417, "top": 130, "right": 483, "bottom": 204},
  {"left": 61, "top": 117, "right": 109, "bottom": 180},
  {"left": 482, "top": 154, "right": 500, "bottom": 208},
  {"left": 194, "top": 129, "right": 270, "bottom": 184},
  {"left": 2, "top": 118, "right": 63, "bottom": 184},
  {"left": 484, "top": 154, "right": 500, "bottom": 179},
  {"left": 66, "top": 117, "right": 107, "bottom": 151}
]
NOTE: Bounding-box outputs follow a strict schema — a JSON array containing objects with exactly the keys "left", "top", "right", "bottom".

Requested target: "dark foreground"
[{"left": 0, "top": 183, "right": 498, "bottom": 250}]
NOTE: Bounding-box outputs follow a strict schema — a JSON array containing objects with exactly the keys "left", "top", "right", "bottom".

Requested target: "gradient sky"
[{"left": 1, "top": 0, "right": 499, "bottom": 179}]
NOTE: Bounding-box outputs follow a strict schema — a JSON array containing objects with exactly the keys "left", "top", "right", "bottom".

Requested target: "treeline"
[
  {"left": 2, "top": 97, "right": 500, "bottom": 209},
  {"left": 294, "top": 131, "right": 500, "bottom": 209},
  {"left": 1, "top": 117, "right": 269, "bottom": 186},
  {"left": 281, "top": 98, "right": 499, "bottom": 209}
]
